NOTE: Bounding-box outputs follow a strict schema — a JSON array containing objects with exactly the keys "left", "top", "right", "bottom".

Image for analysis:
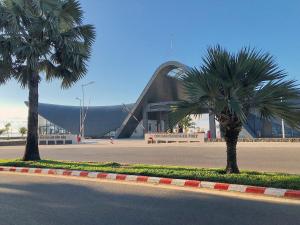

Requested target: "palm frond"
[
  {"left": 59, "top": 0, "right": 83, "bottom": 28},
  {"left": 172, "top": 45, "right": 300, "bottom": 130},
  {"left": 169, "top": 100, "right": 208, "bottom": 128},
  {"left": 0, "top": 0, "right": 95, "bottom": 88}
]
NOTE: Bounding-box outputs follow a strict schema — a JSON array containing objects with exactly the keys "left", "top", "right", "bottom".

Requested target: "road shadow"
[{"left": 0, "top": 175, "right": 299, "bottom": 225}]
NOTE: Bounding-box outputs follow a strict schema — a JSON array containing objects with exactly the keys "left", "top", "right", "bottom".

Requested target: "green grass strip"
[{"left": 0, "top": 159, "right": 299, "bottom": 190}]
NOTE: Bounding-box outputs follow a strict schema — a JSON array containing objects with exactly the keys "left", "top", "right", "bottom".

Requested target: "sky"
[{"left": 1, "top": 0, "right": 300, "bottom": 130}]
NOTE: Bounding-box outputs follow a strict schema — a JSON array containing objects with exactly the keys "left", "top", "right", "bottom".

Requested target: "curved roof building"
[
  {"left": 36, "top": 102, "right": 133, "bottom": 138},
  {"left": 34, "top": 61, "right": 190, "bottom": 138},
  {"left": 116, "top": 61, "right": 188, "bottom": 138},
  {"left": 31, "top": 61, "right": 300, "bottom": 139}
]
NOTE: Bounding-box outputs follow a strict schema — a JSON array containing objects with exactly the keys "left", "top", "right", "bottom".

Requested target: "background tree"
[
  {"left": 172, "top": 45, "right": 300, "bottom": 173},
  {"left": 4, "top": 123, "right": 11, "bottom": 139},
  {"left": 177, "top": 116, "right": 195, "bottom": 133},
  {"left": 0, "top": 0, "right": 95, "bottom": 160},
  {"left": 19, "top": 127, "right": 27, "bottom": 137},
  {"left": 0, "top": 129, "right": 5, "bottom": 136}
]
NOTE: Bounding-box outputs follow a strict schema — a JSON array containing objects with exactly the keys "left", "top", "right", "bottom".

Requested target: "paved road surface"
[
  {"left": 0, "top": 141, "right": 300, "bottom": 174},
  {"left": 0, "top": 173, "right": 299, "bottom": 225}
]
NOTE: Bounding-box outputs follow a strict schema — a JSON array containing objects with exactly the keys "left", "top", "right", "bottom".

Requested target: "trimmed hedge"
[{"left": 0, "top": 159, "right": 299, "bottom": 190}]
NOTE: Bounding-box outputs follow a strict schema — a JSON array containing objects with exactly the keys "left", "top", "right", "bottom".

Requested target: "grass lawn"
[{"left": 0, "top": 159, "right": 299, "bottom": 190}]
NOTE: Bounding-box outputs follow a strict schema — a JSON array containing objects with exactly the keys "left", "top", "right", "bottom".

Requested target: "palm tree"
[
  {"left": 0, "top": 0, "right": 95, "bottom": 160},
  {"left": 172, "top": 45, "right": 300, "bottom": 173}
]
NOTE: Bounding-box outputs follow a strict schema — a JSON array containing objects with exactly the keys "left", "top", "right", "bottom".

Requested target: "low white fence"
[
  {"left": 145, "top": 132, "right": 205, "bottom": 144},
  {"left": 39, "top": 134, "right": 77, "bottom": 145}
]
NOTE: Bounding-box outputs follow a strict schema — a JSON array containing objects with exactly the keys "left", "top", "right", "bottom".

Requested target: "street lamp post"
[
  {"left": 75, "top": 97, "right": 82, "bottom": 136},
  {"left": 282, "top": 118, "right": 285, "bottom": 139},
  {"left": 81, "top": 81, "right": 95, "bottom": 139},
  {"left": 281, "top": 97, "right": 285, "bottom": 139}
]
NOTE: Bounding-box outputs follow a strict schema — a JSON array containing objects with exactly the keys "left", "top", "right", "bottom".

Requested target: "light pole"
[
  {"left": 282, "top": 119, "right": 285, "bottom": 138},
  {"left": 281, "top": 97, "right": 285, "bottom": 138},
  {"left": 75, "top": 97, "right": 82, "bottom": 136},
  {"left": 81, "top": 81, "right": 95, "bottom": 139}
]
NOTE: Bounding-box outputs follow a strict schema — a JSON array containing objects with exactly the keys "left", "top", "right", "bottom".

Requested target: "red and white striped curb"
[{"left": 1, "top": 166, "right": 299, "bottom": 200}]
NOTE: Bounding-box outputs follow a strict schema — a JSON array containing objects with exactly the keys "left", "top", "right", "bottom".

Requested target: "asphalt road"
[
  {"left": 0, "top": 173, "right": 299, "bottom": 225},
  {"left": 0, "top": 141, "right": 300, "bottom": 174}
]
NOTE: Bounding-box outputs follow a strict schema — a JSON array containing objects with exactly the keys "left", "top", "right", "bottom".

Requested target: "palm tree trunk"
[
  {"left": 224, "top": 126, "right": 240, "bottom": 174},
  {"left": 23, "top": 72, "right": 41, "bottom": 161}
]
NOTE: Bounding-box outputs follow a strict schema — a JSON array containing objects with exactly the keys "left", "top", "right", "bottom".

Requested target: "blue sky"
[{"left": 1, "top": 0, "right": 300, "bottom": 124}]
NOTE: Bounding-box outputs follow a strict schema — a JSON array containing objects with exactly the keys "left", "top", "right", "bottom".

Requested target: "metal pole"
[
  {"left": 76, "top": 98, "right": 82, "bottom": 136},
  {"left": 81, "top": 81, "right": 95, "bottom": 139},
  {"left": 81, "top": 85, "right": 85, "bottom": 139},
  {"left": 282, "top": 119, "right": 285, "bottom": 138},
  {"left": 79, "top": 100, "right": 82, "bottom": 136},
  {"left": 82, "top": 98, "right": 91, "bottom": 128},
  {"left": 281, "top": 97, "right": 285, "bottom": 138}
]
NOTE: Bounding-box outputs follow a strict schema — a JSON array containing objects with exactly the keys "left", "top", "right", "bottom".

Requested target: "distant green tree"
[
  {"left": 177, "top": 116, "right": 195, "bottom": 133},
  {"left": 0, "top": 0, "right": 95, "bottom": 160},
  {"left": 4, "top": 123, "right": 11, "bottom": 138},
  {"left": 19, "top": 127, "right": 27, "bottom": 137},
  {"left": 0, "top": 129, "right": 5, "bottom": 136},
  {"left": 172, "top": 45, "right": 300, "bottom": 173}
]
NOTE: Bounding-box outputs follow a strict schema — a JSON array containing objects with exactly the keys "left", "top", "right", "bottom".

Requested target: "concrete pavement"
[
  {"left": 0, "top": 141, "right": 300, "bottom": 174},
  {"left": 0, "top": 173, "right": 299, "bottom": 225}
]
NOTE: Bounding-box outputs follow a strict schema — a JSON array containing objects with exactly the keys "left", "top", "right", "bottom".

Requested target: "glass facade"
[
  {"left": 166, "top": 68, "right": 186, "bottom": 78},
  {"left": 38, "top": 115, "right": 69, "bottom": 135},
  {"left": 246, "top": 114, "right": 300, "bottom": 138}
]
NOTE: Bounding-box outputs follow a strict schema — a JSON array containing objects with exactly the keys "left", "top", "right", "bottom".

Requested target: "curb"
[{"left": 1, "top": 166, "right": 299, "bottom": 200}]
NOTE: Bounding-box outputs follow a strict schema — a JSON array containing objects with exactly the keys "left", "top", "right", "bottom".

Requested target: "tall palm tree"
[
  {"left": 0, "top": 0, "right": 95, "bottom": 160},
  {"left": 172, "top": 45, "right": 300, "bottom": 173}
]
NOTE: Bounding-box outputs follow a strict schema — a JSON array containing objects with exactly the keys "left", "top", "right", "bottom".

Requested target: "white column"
[{"left": 209, "top": 113, "right": 216, "bottom": 139}]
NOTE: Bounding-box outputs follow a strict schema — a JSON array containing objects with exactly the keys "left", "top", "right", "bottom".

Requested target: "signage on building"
[
  {"left": 145, "top": 132, "right": 205, "bottom": 144},
  {"left": 39, "top": 134, "right": 77, "bottom": 145}
]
